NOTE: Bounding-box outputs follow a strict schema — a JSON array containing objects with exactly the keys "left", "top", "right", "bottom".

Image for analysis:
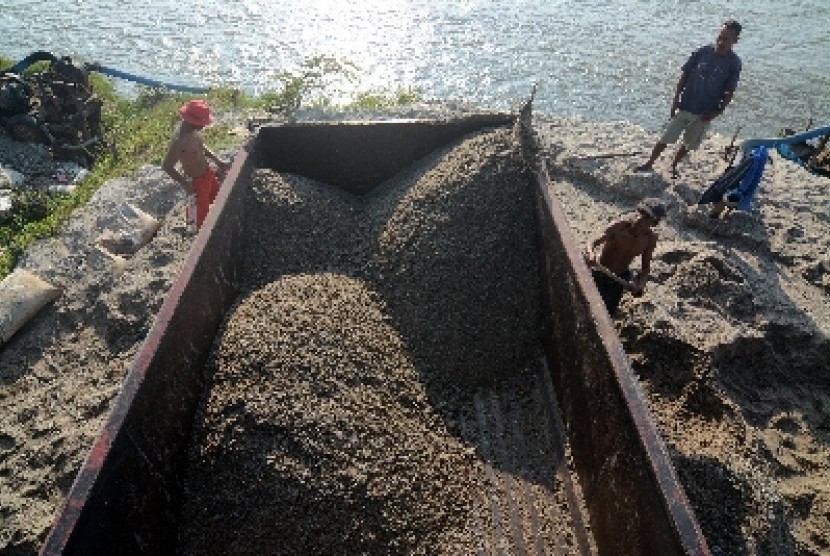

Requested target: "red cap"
[{"left": 178, "top": 99, "right": 212, "bottom": 126}]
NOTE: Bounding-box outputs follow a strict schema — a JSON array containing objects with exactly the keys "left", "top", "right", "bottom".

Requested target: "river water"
[{"left": 2, "top": 0, "right": 828, "bottom": 138}]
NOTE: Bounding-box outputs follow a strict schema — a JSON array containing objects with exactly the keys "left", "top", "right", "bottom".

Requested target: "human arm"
[
  {"left": 204, "top": 146, "right": 231, "bottom": 174},
  {"left": 808, "top": 129, "right": 830, "bottom": 165},
  {"left": 585, "top": 231, "right": 610, "bottom": 266},
  {"left": 633, "top": 233, "right": 658, "bottom": 293},
  {"left": 702, "top": 89, "right": 734, "bottom": 122},
  {"left": 670, "top": 71, "right": 690, "bottom": 118}
]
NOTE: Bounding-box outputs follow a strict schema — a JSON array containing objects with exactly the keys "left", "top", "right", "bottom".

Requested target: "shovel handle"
[{"left": 585, "top": 256, "right": 643, "bottom": 295}]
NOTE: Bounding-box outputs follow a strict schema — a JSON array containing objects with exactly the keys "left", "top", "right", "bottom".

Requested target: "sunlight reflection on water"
[{"left": 2, "top": 0, "right": 828, "bottom": 137}]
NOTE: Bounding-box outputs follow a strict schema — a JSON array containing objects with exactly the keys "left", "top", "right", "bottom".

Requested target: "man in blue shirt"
[{"left": 636, "top": 20, "right": 742, "bottom": 178}]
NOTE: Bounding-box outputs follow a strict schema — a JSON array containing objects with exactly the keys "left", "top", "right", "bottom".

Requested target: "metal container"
[{"left": 41, "top": 114, "right": 709, "bottom": 555}]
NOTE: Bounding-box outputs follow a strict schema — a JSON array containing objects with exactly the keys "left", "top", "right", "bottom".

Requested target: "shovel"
[
  {"left": 586, "top": 258, "right": 644, "bottom": 297},
  {"left": 575, "top": 150, "right": 644, "bottom": 161}
]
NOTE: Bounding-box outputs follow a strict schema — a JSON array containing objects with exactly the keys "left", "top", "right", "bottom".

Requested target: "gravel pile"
[
  {"left": 241, "top": 126, "right": 540, "bottom": 388},
  {"left": 178, "top": 127, "right": 546, "bottom": 554}
]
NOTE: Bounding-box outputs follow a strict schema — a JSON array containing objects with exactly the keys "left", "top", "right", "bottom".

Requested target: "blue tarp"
[
  {"left": 731, "top": 146, "right": 768, "bottom": 210},
  {"left": 740, "top": 124, "right": 830, "bottom": 153},
  {"left": 699, "top": 146, "right": 768, "bottom": 210},
  {"left": 740, "top": 125, "right": 830, "bottom": 178}
]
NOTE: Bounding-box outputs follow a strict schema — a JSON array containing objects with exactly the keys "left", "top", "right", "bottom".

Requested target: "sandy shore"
[
  {"left": 537, "top": 115, "right": 830, "bottom": 554},
  {"left": 1, "top": 110, "right": 828, "bottom": 554}
]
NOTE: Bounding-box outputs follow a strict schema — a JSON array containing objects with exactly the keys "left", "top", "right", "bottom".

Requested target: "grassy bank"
[{"left": 0, "top": 54, "right": 419, "bottom": 279}]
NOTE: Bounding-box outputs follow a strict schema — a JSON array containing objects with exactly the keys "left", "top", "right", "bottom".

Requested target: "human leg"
[
  {"left": 670, "top": 144, "right": 689, "bottom": 177},
  {"left": 635, "top": 112, "right": 692, "bottom": 172},
  {"left": 635, "top": 143, "right": 667, "bottom": 172},
  {"left": 672, "top": 117, "right": 710, "bottom": 176},
  {"left": 591, "top": 269, "right": 626, "bottom": 316},
  {"left": 709, "top": 200, "right": 727, "bottom": 218}
]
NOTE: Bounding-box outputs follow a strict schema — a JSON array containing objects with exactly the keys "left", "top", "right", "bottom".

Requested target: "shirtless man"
[
  {"left": 162, "top": 99, "right": 231, "bottom": 229},
  {"left": 584, "top": 198, "right": 666, "bottom": 316}
]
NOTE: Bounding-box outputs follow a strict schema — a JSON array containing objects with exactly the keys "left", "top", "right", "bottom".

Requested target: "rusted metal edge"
[
  {"left": 251, "top": 113, "right": 515, "bottom": 128},
  {"left": 40, "top": 144, "right": 252, "bottom": 555},
  {"left": 533, "top": 164, "right": 710, "bottom": 555}
]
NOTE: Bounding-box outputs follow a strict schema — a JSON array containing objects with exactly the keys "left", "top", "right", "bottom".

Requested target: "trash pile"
[
  {"left": 0, "top": 138, "right": 88, "bottom": 220},
  {"left": 1, "top": 53, "right": 104, "bottom": 168},
  {"left": 0, "top": 54, "right": 104, "bottom": 219}
]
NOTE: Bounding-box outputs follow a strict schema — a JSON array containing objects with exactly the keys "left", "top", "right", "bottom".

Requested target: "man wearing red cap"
[{"left": 162, "top": 99, "right": 231, "bottom": 229}]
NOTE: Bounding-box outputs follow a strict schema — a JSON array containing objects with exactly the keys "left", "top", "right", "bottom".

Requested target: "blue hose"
[
  {"left": 89, "top": 63, "right": 208, "bottom": 94},
  {"left": 8, "top": 51, "right": 209, "bottom": 94},
  {"left": 9, "top": 51, "right": 57, "bottom": 73}
]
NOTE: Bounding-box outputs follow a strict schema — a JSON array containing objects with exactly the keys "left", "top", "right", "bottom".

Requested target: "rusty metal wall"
[
  {"left": 254, "top": 115, "right": 514, "bottom": 194},
  {"left": 531, "top": 166, "right": 709, "bottom": 556},
  {"left": 42, "top": 115, "right": 709, "bottom": 555},
  {"left": 40, "top": 147, "right": 253, "bottom": 555},
  {"left": 39, "top": 115, "right": 516, "bottom": 555}
]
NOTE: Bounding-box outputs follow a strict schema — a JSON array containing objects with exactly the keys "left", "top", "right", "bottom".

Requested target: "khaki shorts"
[{"left": 658, "top": 110, "right": 710, "bottom": 150}]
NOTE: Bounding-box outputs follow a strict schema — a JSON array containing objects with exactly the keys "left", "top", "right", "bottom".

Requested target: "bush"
[
  {"left": 350, "top": 87, "right": 422, "bottom": 110},
  {"left": 261, "top": 55, "right": 358, "bottom": 113}
]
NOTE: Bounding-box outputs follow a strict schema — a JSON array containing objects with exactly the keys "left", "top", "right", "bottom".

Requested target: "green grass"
[
  {"left": 0, "top": 77, "right": 244, "bottom": 278},
  {"left": 1, "top": 54, "right": 420, "bottom": 279}
]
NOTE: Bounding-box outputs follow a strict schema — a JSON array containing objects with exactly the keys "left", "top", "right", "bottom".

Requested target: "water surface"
[{"left": 2, "top": 0, "right": 828, "bottom": 137}]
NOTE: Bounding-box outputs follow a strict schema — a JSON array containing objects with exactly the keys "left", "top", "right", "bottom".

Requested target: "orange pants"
[{"left": 192, "top": 167, "right": 220, "bottom": 228}]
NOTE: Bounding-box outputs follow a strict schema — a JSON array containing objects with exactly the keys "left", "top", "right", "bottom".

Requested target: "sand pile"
[
  {"left": 539, "top": 115, "right": 830, "bottom": 555},
  {"left": 2, "top": 111, "right": 828, "bottom": 554},
  {"left": 178, "top": 128, "right": 547, "bottom": 554},
  {"left": 0, "top": 163, "right": 200, "bottom": 553}
]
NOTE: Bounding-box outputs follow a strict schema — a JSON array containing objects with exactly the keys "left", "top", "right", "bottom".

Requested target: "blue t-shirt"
[{"left": 679, "top": 45, "right": 741, "bottom": 115}]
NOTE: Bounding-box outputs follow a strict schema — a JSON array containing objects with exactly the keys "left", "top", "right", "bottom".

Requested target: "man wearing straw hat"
[
  {"left": 163, "top": 99, "right": 231, "bottom": 229},
  {"left": 584, "top": 198, "right": 666, "bottom": 316}
]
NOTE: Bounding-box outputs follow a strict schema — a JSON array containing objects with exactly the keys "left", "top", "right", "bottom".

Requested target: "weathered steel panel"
[
  {"left": 41, "top": 147, "right": 252, "bottom": 555},
  {"left": 42, "top": 115, "right": 708, "bottom": 555},
  {"left": 531, "top": 164, "right": 709, "bottom": 555},
  {"left": 254, "top": 115, "right": 514, "bottom": 194},
  {"left": 40, "top": 116, "right": 516, "bottom": 555}
]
